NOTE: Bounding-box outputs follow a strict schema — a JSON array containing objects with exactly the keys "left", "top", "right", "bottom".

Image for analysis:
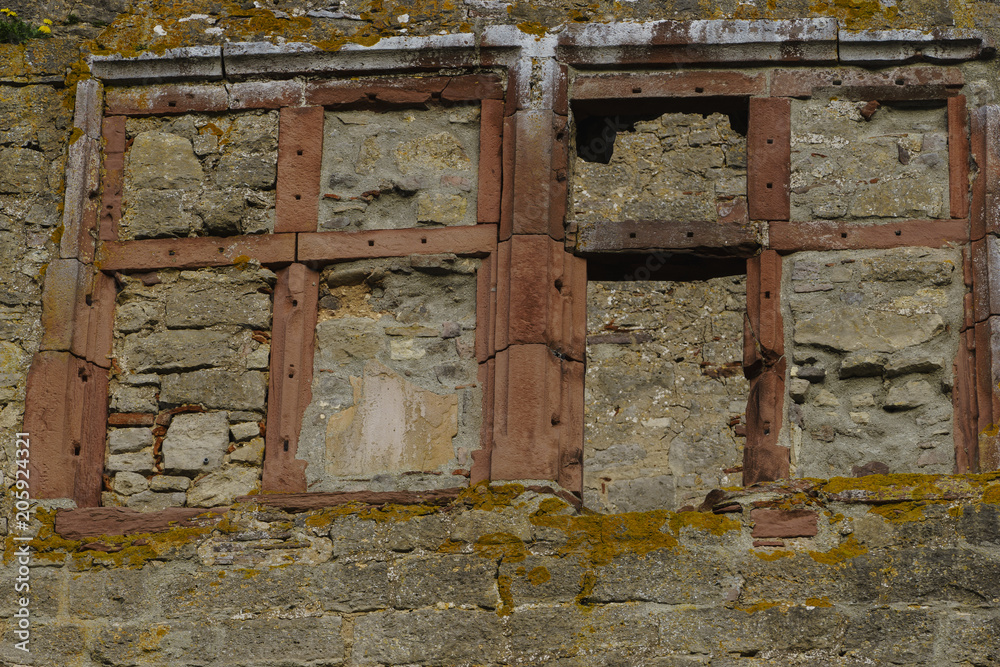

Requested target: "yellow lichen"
[
  {"left": 808, "top": 536, "right": 868, "bottom": 565},
  {"left": 868, "top": 501, "right": 927, "bottom": 523},
  {"left": 474, "top": 532, "right": 528, "bottom": 562},
  {"left": 805, "top": 596, "right": 833, "bottom": 608},
  {"left": 526, "top": 565, "right": 551, "bottom": 585},
  {"left": 667, "top": 510, "right": 742, "bottom": 536},
  {"left": 754, "top": 549, "right": 794, "bottom": 561}
]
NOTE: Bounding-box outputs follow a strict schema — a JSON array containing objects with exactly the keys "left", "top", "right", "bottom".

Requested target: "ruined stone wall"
[{"left": 2, "top": 0, "right": 1000, "bottom": 664}]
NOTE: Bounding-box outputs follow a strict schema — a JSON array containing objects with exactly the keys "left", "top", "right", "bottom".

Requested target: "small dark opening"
[
  {"left": 832, "top": 79, "right": 842, "bottom": 86},
  {"left": 85, "top": 295, "right": 92, "bottom": 306},
  {"left": 421, "top": 238, "right": 427, "bottom": 244},
  {"left": 218, "top": 247, "right": 224, "bottom": 253},
  {"left": 766, "top": 183, "right": 773, "bottom": 189},
  {"left": 841, "top": 232, "right": 848, "bottom": 238},
  {"left": 895, "top": 78, "right": 905, "bottom": 85},
  {"left": 73, "top": 444, "right": 80, "bottom": 456},
  {"left": 168, "top": 249, "right": 176, "bottom": 256},
  {"left": 283, "top": 439, "right": 289, "bottom": 452},
  {"left": 686, "top": 231, "right": 694, "bottom": 238},
  {"left": 292, "top": 299, "right": 298, "bottom": 307},
  {"left": 368, "top": 240, "right": 375, "bottom": 246},
  {"left": 764, "top": 291, "right": 770, "bottom": 299},
  {"left": 632, "top": 87, "right": 641, "bottom": 94},
  {"left": 629, "top": 232, "right": 637, "bottom": 239},
  {"left": 695, "top": 87, "right": 704, "bottom": 93},
  {"left": 767, "top": 138, "right": 774, "bottom": 144},
  {"left": 894, "top": 229, "right": 902, "bottom": 236},
  {"left": 294, "top": 194, "right": 301, "bottom": 200},
  {"left": 297, "top": 149, "right": 303, "bottom": 156},
  {"left": 168, "top": 100, "right": 177, "bottom": 107}
]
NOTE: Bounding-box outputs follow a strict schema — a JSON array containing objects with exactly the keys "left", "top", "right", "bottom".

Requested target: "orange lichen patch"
[
  {"left": 496, "top": 573, "right": 514, "bottom": 616},
  {"left": 806, "top": 596, "right": 833, "bottom": 608},
  {"left": 737, "top": 601, "right": 781, "bottom": 613},
  {"left": 458, "top": 482, "right": 526, "bottom": 511},
  {"left": 526, "top": 565, "right": 551, "bottom": 585},
  {"left": 809, "top": 0, "right": 900, "bottom": 28},
  {"left": 533, "top": 510, "right": 679, "bottom": 566},
  {"left": 868, "top": 501, "right": 928, "bottom": 523},
  {"left": 983, "top": 485, "right": 1000, "bottom": 504},
  {"left": 808, "top": 536, "right": 868, "bottom": 565},
  {"left": 754, "top": 548, "right": 794, "bottom": 561},
  {"left": 819, "top": 473, "right": 1000, "bottom": 504},
  {"left": 474, "top": 532, "right": 529, "bottom": 561},
  {"left": 517, "top": 21, "right": 547, "bottom": 36},
  {"left": 667, "top": 510, "right": 742, "bottom": 536}
]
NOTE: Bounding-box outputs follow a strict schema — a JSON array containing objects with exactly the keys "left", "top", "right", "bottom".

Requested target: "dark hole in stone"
[
  {"left": 895, "top": 229, "right": 902, "bottom": 236},
  {"left": 368, "top": 240, "right": 375, "bottom": 246},
  {"left": 629, "top": 232, "right": 637, "bottom": 238},
  {"left": 632, "top": 87, "right": 641, "bottom": 94},
  {"left": 297, "top": 149, "right": 303, "bottom": 156},
  {"left": 283, "top": 440, "right": 289, "bottom": 452},
  {"left": 766, "top": 183, "right": 773, "bottom": 189},
  {"left": 833, "top": 79, "right": 842, "bottom": 85},
  {"left": 85, "top": 295, "right": 92, "bottom": 306},
  {"left": 421, "top": 238, "right": 427, "bottom": 243},
  {"left": 73, "top": 444, "right": 80, "bottom": 456},
  {"left": 168, "top": 101, "right": 177, "bottom": 107},
  {"left": 218, "top": 247, "right": 224, "bottom": 253},
  {"left": 574, "top": 101, "right": 748, "bottom": 164},
  {"left": 765, "top": 291, "right": 770, "bottom": 298},
  {"left": 169, "top": 250, "right": 176, "bottom": 256},
  {"left": 895, "top": 78, "right": 905, "bottom": 85},
  {"left": 686, "top": 231, "right": 694, "bottom": 238},
  {"left": 767, "top": 138, "right": 773, "bottom": 144},
  {"left": 294, "top": 194, "right": 301, "bottom": 200},
  {"left": 695, "top": 87, "right": 704, "bottom": 93},
  {"left": 841, "top": 232, "right": 848, "bottom": 238},
  {"left": 292, "top": 299, "right": 298, "bottom": 307}
]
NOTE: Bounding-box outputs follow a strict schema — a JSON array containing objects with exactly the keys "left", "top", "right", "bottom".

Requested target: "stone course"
[
  {"left": 121, "top": 111, "right": 278, "bottom": 239},
  {"left": 319, "top": 106, "right": 480, "bottom": 231}
]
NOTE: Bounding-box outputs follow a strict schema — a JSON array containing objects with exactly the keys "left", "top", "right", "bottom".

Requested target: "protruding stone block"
[{"left": 162, "top": 412, "right": 231, "bottom": 475}]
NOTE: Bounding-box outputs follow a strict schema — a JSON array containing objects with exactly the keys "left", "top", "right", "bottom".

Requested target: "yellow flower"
[
  {"left": 43, "top": 18, "right": 52, "bottom": 24},
  {"left": 38, "top": 24, "right": 50, "bottom": 33},
  {"left": 0, "top": 8, "right": 10, "bottom": 15}
]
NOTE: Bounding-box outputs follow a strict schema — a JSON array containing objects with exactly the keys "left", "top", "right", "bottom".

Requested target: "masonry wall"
[{"left": 2, "top": 0, "right": 1000, "bottom": 664}]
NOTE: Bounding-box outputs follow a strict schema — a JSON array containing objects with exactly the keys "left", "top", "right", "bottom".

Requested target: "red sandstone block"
[
  {"left": 512, "top": 110, "right": 555, "bottom": 235},
  {"left": 471, "top": 359, "right": 495, "bottom": 485},
  {"left": 974, "top": 318, "right": 1000, "bottom": 435},
  {"left": 549, "top": 116, "right": 568, "bottom": 240},
  {"left": 228, "top": 80, "right": 303, "bottom": 109},
  {"left": 969, "top": 236, "right": 1000, "bottom": 323},
  {"left": 98, "top": 234, "right": 296, "bottom": 271},
  {"left": 99, "top": 164, "right": 123, "bottom": 242},
  {"left": 499, "top": 115, "right": 516, "bottom": 240},
  {"left": 770, "top": 67, "right": 963, "bottom": 100},
  {"left": 971, "top": 106, "right": 1000, "bottom": 240},
  {"left": 263, "top": 264, "right": 319, "bottom": 493},
  {"left": 276, "top": 106, "right": 324, "bottom": 233},
  {"left": 55, "top": 507, "right": 226, "bottom": 540},
  {"left": 558, "top": 359, "right": 584, "bottom": 495},
  {"left": 744, "top": 359, "right": 789, "bottom": 486},
  {"left": 966, "top": 292, "right": 976, "bottom": 332},
  {"left": 476, "top": 251, "right": 494, "bottom": 363},
  {"left": 574, "top": 70, "right": 767, "bottom": 100},
  {"left": 505, "top": 58, "right": 529, "bottom": 116},
  {"left": 768, "top": 220, "right": 969, "bottom": 252},
  {"left": 748, "top": 98, "right": 790, "bottom": 221},
  {"left": 107, "top": 413, "right": 157, "bottom": 426},
  {"left": 303, "top": 82, "right": 368, "bottom": 107},
  {"left": 40, "top": 259, "right": 87, "bottom": 354},
  {"left": 82, "top": 271, "right": 116, "bottom": 369},
  {"left": 102, "top": 115, "right": 126, "bottom": 153},
  {"left": 442, "top": 75, "right": 504, "bottom": 101},
  {"left": 297, "top": 225, "right": 496, "bottom": 262},
  {"left": 24, "top": 351, "right": 108, "bottom": 506},
  {"left": 494, "top": 239, "right": 512, "bottom": 352},
  {"left": 563, "top": 250, "right": 587, "bottom": 363},
  {"left": 758, "top": 249, "right": 783, "bottom": 361},
  {"left": 105, "top": 84, "right": 229, "bottom": 116},
  {"left": 750, "top": 509, "right": 818, "bottom": 538},
  {"left": 964, "top": 245, "right": 975, "bottom": 288},
  {"left": 491, "top": 344, "right": 562, "bottom": 481},
  {"left": 954, "top": 333, "right": 979, "bottom": 473},
  {"left": 508, "top": 235, "right": 551, "bottom": 345},
  {"left": 478, "top": 99, "right": 504, "bottom": 224},
  {"left": 554, "top": 63, "right": 569, "bottom": 117},
  {"left": 950, "top": 96, "right": 971, "bottom": 220}
]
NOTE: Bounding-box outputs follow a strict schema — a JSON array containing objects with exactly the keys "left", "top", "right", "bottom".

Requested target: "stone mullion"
[{"left": 262, "top": 263, "right": 319, "bottom": 493}]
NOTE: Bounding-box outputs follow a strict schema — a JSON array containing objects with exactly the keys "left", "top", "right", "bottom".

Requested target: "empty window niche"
[
  {"left": 571, "top": 101, "right": 748, "bottom": 225},
  {"left": 297, "top": 254, "right": 481, "bottom": 491},
  {"left": 787, "top": 247, "right": 963, "bottom": 477},
  {"left": 320, "top": 105, "right": 480, "bottom": 231},
  {"left": 584, "top": 257, "right": 748, "bottom": 513},
  {"left": 120, "top": 111, "right": 278, "bottom": 239},
  {"left": 105, "top": 266, "right": 276, "bottom": 510},
  {"left": 790, "top": 99, "right": 950, "bottom": 222}
]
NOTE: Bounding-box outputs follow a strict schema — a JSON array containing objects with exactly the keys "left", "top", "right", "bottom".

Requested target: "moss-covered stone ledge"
[{"left": 2, "top": 477, "right": 999, "bottom": 665}]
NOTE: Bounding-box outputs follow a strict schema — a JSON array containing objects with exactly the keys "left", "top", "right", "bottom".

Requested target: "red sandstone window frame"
[{"left": 24, "top": 29, "right": 999, "bottom": 531}]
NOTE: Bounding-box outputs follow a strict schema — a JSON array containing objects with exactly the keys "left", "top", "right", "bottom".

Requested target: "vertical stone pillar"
[{"left": 263, "top": 263, "right": 319, "bottom": 492}]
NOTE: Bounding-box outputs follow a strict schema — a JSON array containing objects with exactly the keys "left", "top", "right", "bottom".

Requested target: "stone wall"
[
  {"left": 3, "top": 480, "right": 1000, "bottom": 665},
  {"left": 585, "top": 276, "right": 747, "bottom": 512}
]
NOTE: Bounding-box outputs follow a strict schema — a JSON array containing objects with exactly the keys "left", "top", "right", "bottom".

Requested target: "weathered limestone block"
[
  {"left": 106, "top": 450, "right": 154, "bottom": 473},
  {"left": 162, "top": 412, "right": 230, "bottom": 474},
  {"left": 160, "top": 369, "right": 267, "bottom": 410},
  {"left": 149, "top": 475, "right": 191, "bottom": 492},
  {"left": 112, "top": 471, "right": 149, "bottom": 496},
  {"left": 298, "top": 256, "right": 479, "bottom": 491},
  {"left": 790, "top": 100, "right": 949, "bottom": 221},
  {"left": 107, "top": 428, "right": 154, "bottom": 454},
  {"left": 787, "top": 247, "right": 962, "bottom": 477},
  {"left": 571, "top": 112, "right": 747, "bottom": 223},
  {"left": 229, "top": 437, "right": 264, "bottom": 464},
  {"left": 584, "top": 276, "right": 747, "bottom": 512},
  {"left": 120, "top": 329, "right": 238, "bottom": 373},
  {"left": 319, "top": 106, "right": 480, "bottom": 230},
  {"left": 126, "top": 131, "right": 204, "bottom": 190},
  {"left": 164, "top": 283, "right": 271, "bottom": 329},
  {"left": 186, "top": 465, "right": 260, "bottom": 507},
  {"left": 0, "top": 146, "right": 50, "bottom": 193}
]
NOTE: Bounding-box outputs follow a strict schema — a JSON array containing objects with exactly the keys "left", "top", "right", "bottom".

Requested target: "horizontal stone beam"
[
  {"left": 768, "top": 220, "right": 969, "bottom": 252},
  {"left": 97, "top": 234, "right": 297, "bottom": 271},
  {"left": 572, "top": 220, "right": 761, "bottom": 257},
  {"left": 297, "top": 225, "right": 497, "bottom": 262}
]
